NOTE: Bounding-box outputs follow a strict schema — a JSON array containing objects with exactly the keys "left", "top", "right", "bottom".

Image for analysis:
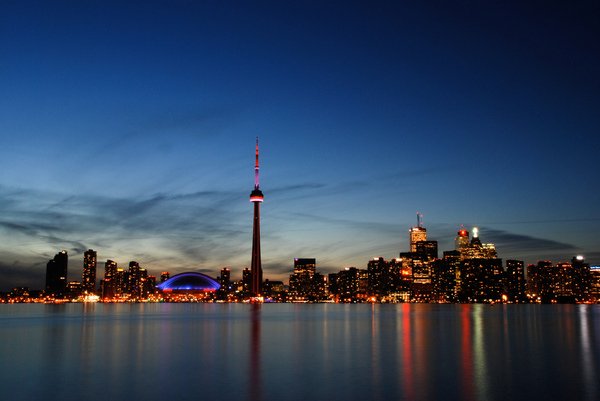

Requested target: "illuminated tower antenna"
[
  {"left": 417, "top": 212, "right": 423, "bottom": 228},
  {"left": 249, "top": 137, "right": 264, "bottom": 296},
  {"left": 254, "top": 137, "right": 260, "bottom": 189}
]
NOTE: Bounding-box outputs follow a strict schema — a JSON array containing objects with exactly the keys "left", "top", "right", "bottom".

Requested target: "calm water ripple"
[{"left": 1, "top": 304, "right": 598, "bottom": 401}]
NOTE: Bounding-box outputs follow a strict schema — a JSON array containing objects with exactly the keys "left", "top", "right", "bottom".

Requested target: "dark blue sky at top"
[{"left": 1, "top": 0, "right": 599, "bottom": 289}]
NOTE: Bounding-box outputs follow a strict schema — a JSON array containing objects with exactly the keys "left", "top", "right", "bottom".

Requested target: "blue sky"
[{"left": 1, "top": 1, "right": 599, "bottom": 289}]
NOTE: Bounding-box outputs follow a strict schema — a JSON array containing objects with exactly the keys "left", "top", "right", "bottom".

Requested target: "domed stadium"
[{"left": 157, "top": 272, "right": 220, "bottom": 293}]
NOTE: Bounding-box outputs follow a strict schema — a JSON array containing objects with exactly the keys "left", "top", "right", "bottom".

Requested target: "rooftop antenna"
[{"left": 417, "top": 212, "right": 423, "bottom": 228}]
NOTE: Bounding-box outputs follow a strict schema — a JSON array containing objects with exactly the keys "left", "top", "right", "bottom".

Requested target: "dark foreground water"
[{"left": 1, "top": 304, "right": 599, "bottom": 401}]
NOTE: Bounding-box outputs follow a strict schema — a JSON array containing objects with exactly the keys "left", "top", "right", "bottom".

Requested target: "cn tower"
[{"left": 249, "top": 138, "right": 264, "bottom": 296}]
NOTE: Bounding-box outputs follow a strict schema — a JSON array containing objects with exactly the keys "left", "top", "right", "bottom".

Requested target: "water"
[{"left": 1, "top": 304, "right": 599, "bottom": 401}]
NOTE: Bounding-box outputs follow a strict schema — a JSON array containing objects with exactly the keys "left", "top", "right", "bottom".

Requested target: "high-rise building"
[
  {"left": 408, "top": 212, "right": 427, "bottom": 252},
  {"left": 571, "top": 256, "right": 591, "bottom": 302},
  {"left": 220, "top": 268, "right": 231, "bottom": 287},
  {"left": 455, "top": 227, "right": 470, "bottom": 252},
  {"left": 242, "top": 267, "right": 252, "bottom": 293},
  {"left": 160, "top": 272, "right": 170, "bottom": 283},
  {"left": 416, "top": 240, "right": 438, "bottom": 260},
  {"left": 102, "top": 259, "right": 118, "bottom": 299},
  {"left": 46, "top": 250, "right": 68, "bottom": 296},
  {"left": 289, "top": 258, "right": 326, "bottom": 301},
  {"left": 590, "top": 266, "right": 600, "bottom": 302},
  {"left": 432, "top": 250, "right": 460, "bottom": 303},
  {"left": 505, "top": 260, "right": 526, "bottom": 303},
  {"left": 294, "top": 258, "right": 316, "bottom": 276},
  {"left": 82, "top": 249, "right": 97, "bottom": 294},
  {"left": 409, "top": 227, "right": 427, "bottom": 253},
  {"left": 330, "top": 267, "right": 362, "bottom": 302},
  {"left": 115, "top": 268, "right": 126, "bottom": 296},
  {"left": 527, "top": 260, "right": 554, "bottom": 302},
  {"left": 128, "top": 261, "right": 142, "bottom": 299},
  {"left": 249, "top": 138, "right": 264, "bottom": 296},
  {"left": 217, "top": 268, "right": 232, "bottom": 300},
  {"left": 367, "top": 257, "right": 390, "bottom": 298},
  {"left": 457, "top": 227, "right": 497, "bottom": 260},
  {"left": 458, "top": 258, "right": 504, "bottom": 303}
]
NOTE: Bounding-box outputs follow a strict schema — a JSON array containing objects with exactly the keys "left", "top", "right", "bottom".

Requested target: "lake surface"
[{"left": 1, "top": 304, "right": 598, "bottom": 401}]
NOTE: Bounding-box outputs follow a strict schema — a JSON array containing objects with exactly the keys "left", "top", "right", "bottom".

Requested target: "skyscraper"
[
  {"left": 102, "top": 259, "right": 118, "bottom": 299},
  {"left": 409, "top": 226, "right": 427, "bottom": 252},
  {"left": 46, "top": 250, "right": 68, "bottom": 295},
  {"left": 249, "top": 138, "right": 264, "bottom": 296},
  {"left": 82, "top": 249, "right": 97, "bottom": 294}
]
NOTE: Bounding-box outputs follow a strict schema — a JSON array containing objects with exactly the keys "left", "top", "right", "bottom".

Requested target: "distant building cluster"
[
  {"left": 3, "top": 144, "right": 598, "bottom": 304},
  {"left": 2, "top": 221, "right": 599, "bottom": 304}
]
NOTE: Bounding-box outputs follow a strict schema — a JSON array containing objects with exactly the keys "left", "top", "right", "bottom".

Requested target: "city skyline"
[{"left": 1, "top": 2, "right": 599, "bottom": 290}]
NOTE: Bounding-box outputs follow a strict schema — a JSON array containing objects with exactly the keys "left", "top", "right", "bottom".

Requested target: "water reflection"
[
  {"left": 399, "top": 304, "right": 415, "bottom": 400},
  {"left": 1, "top": 304, "right": 599, "bottom": 401},
  {"left": 578, "top": 305, "right": 598, "bottom": 401},
  {"left": 249, "top": 304, "right": 262, "bottom": 401}
]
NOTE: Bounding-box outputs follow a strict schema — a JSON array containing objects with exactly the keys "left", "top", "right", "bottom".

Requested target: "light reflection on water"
[{"left": 1, "top": 304, "right": 598, "bottom": 401}]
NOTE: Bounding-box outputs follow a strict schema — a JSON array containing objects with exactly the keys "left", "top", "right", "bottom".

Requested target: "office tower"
[
  {"left": 416, "top": 240, "right": 438, "bottom": 260},
  {"left": 128, "top": 261, "right": 142, "bottom": 299},
  {"left": 505, "top": 260, "right": 526, "bottom": 303},
  {"left": 527, "top": 261, "right": 554, "bottom": 302},
  {"left": 242, "top": 267, "right": 252, "bottom": 293},
  {"left": 458, "top": 227, "right": 497, "bottom": 260},
  {"left": 102, "top": 259, "right": 118, "bottom": 299},
  {"left": 220, "top": 268, "right": 231, "bottom": 287},
  {"left": 289, "top": 258, "right": 326, "bottom": 301},
  {"left": 331, "top": 267, "right": 360, "bottom": 302},
  {"left": 160, "top": 271, "right": 170, "bottom": 283},
  {"left": 409, "top": 213, "right": 427, "bottom": 252},
  {"left": 432, "top": 250, "right": 460, "bottom": 303},
  {"left": 294, "top": 258, "right": 316, "bottom": 276},
  {"left": 249, "top": 138, "right": 264, "bottom": 296},
  {"left": 46, "top": 250, "right": 68, "bottom": 295},
  {"left": 455, "top": 227, "right": 470, "bottom": 253},
  {"left": 590, "top": 266, "right": 600, "bottom": 302},
  {"left": 115, "top": 268, "right": 126, "bottom": 296},
  {"left": 458, "top": 258, "right": 504, "bottom": 303},
  {"left": 571, "top": 256, "right": 591, "bottom": 302},
  {"left": 82, "top": 249, "right": 97, "bottom": 294},
  {"left": 367, "top": 257, "right": 390, "bottom": 298},
  {"left": 217, "top": 268, "right": 232, "bottom": 300}
]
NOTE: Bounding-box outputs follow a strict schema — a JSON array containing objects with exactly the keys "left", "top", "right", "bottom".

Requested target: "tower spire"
[{"left": 255, "top": 137, "right": 260, "bottom": 189}]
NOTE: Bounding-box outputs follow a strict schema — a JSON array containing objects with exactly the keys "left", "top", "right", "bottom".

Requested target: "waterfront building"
[
  {"left": 526, "top": 261, "right": 554, "bottom": 302},
  {"left": 242, "top": 268, "right": 252, "bottom": 294},
  {"left": 571, "top": 256, "right": 591, "bottom": 302},
  {"left": 289, "top": 258, "right": 326, "bottom": 301},
  {"left": 330, "top": 267, "right": 361, "bottom": 302},
  {"left": 128, "top": 261, "right": 142, "bottom": 299},
  {"left": 458, "top": 258, "right": 504, "bottom": 303},
  {"left": 82, "top": 249, "right": 97, "bottom": 294},
  {"left": 45, "top": 250, "right": 68, "bottom": 296},
  {"left": 505, "top": 260, "right": 526, "bottom": 302},
  {"left": 367, "top": 257, "right": 390, "bottom": 298},
  {"left": 102, "top": 259, "right": 118, "bottom": 299},
  {"left": 432, "top": 250, "right": 460, "bottom": 303},
  {"left": 590, "top": 266, "right": 600, "bottom": 302},
  {"left": 157, "top": 272, "right": 220, "bottom": 301}
]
